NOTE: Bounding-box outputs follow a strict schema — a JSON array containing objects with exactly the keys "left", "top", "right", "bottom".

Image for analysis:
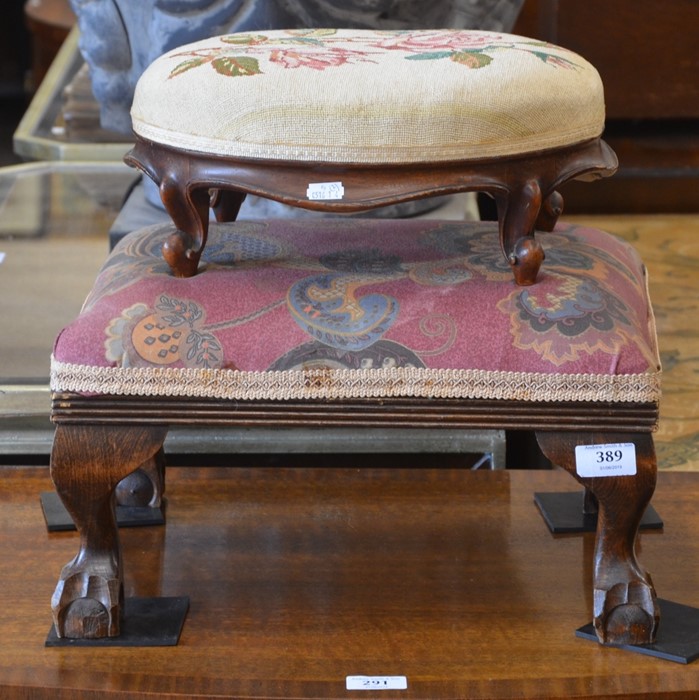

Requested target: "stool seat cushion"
[
  {"left": 51, "top": 220, "right": 660, "bottom": 404},
  {"left": 130, "top": 29, "right": 605, "bottom": 164}
]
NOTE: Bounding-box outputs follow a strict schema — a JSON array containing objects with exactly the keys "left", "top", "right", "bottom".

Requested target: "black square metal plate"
[
  {"left": 576, "top": 599, "right": 699, "bottom": 664},
  {"left": 534, "top": 491, "right": 663, "bottom": 534},
  {"left": 41, "top": 491, "right": 164, "bottom": 532},
  {"left": 46, "top": 596, "right": 189, "bottom": 647}
]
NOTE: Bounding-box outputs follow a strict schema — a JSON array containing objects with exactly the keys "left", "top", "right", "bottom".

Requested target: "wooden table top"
[{"left": 2, "top": 464, "right": 699, "bottom": 699}]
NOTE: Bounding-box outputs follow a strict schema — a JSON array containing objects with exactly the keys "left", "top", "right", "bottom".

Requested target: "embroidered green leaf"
[
  {"left": 169, "top": 57, "right": 208, "bottom": 78},
  {"left": 186, "top": 330, "right": 222, "bottom": 367},
  {"left": 405, "top": 51, "right": 455, "bottom": 61},
  {"left": 287, "top": 29, "right": 337, "bottom": 38},
  {"left": 220, "top": 34, "right": 268, "bottom": 45},
  {"left": 450, "top": 51, "right": 493, "bottom": 68},
  {"left": 530, "top": 51, "right": 579, "bottom": 69},
  {"left": 157, "top": 297, "right": 203, "bottom": 326},
  {"left": 212, "top": 56, "right": 262, "bottom": 77},
  {"left": 278, "top": 37, "right": 325, "bottom": 45}
]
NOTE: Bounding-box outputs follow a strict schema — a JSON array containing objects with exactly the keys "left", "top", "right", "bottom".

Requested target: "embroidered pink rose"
[
  {"left": 374, "top": 30, "right": 503, "bottom": 54},
  {"left": 167, "top": 29, "right": 579, "bottom": 80},
  {"left": 269, "top": 47, "right": 373, "bottom": 71},
  {"left": 373, "top": 31, "right": 579, "bottom": 71}
]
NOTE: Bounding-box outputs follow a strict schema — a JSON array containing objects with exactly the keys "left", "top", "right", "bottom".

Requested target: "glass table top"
[{"left": 0, "top": 161, "right": 139, "bottom": 382}]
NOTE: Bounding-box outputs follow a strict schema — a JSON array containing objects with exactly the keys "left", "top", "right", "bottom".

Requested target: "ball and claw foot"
[
  {"left": 52, "top": 571, "right": 122, "bottom": 639},
  {"left": 594, "top": 578, "right": 659, "bottom": 646}
]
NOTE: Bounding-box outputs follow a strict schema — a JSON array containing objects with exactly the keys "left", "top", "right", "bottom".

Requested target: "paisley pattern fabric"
[
  {"left": 52, "top": 219, "right": 660, "bottom": 404},
  {"left": 130, "top": 29, "right": 605, "bottom": 163}
]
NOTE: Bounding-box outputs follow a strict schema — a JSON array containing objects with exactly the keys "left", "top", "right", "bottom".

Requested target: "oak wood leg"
[
  {"left": 494, "top": 179, "right": 545, "bottom": 286},
  {"left": 536, "top": 430, "right": 659, "bottom": 645},
  {"left": 50, "top": 424, "right": 168, "bottom": 639}
]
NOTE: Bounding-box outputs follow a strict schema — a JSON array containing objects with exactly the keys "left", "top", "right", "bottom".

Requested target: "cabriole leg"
[
  {"left": 211, "top": 188, "right": 246, "bottom": 222},
  {"left": 536, "top": 430, "right": 659, "bottom": 645},
  {"left": 159, "top": 174, "right": 210, "bottom": 278},
  {"left": 50, "top": 424, "right": 167, "bottom": 639},
  {"left": 493, "top": 179, "right": 545, "bottom": 286},
  {"left": 536, "top": 190, "right": 564, "bottom": 232}
]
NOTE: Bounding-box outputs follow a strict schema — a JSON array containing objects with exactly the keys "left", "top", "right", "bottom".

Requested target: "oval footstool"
[
  {"left": 50, "top": 218, "right": 660, "bottom": 646},
  {"left": 126, "top": 28, "right": 617, "bottom": 283}
]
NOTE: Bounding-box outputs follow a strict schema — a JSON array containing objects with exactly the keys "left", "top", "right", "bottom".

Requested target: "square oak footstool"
[{"left": 49, "top": 217, "right": 661, "bottom": 647}]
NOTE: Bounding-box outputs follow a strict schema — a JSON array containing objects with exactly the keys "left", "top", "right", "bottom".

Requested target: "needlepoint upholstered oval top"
[{"left": 130, "top": 28, "right": 605, "bottom": 164}]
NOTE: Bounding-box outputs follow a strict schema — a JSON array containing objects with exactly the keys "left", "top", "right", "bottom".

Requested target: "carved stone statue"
[{"left": 70, "top": 0, "right": 524, "bottom": 134}]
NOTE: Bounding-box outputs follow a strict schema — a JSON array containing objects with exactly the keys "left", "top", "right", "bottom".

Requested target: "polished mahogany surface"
[{"left": 2, "top": 465, "right": 699, "bottom": 699}]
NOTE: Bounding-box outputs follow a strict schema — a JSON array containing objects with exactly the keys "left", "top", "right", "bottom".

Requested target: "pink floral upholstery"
[{"left": 51, "top": 219, "right": 660, "bottom": 404}]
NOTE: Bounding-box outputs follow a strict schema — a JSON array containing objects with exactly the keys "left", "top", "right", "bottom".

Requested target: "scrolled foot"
[
  {"left": 536, "top": 191, "right": 564, "bottom": 232},
  {"left": 509, "top": 236, "right": 545, "bottom": 286},
  {"left": 594, "top": 578, "right": 659, "bottom": 645},
  {"left": 162, "top": 230, "right": 201, "bottom": 278},
  {"left": 51, "top": 570, "right": 122, "bottom": 638}
]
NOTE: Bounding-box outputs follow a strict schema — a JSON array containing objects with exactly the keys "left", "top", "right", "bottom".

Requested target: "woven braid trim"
[
  {"left": 132, "top": 121, "right": 602, "bottom": 164},
  {"left": 50, "top": 359, "right": 661, "bottom": 404}
]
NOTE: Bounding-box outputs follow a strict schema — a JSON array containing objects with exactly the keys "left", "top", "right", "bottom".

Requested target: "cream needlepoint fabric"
[{"left": 131, "top": 28, "right": 606, "bottom": 163}]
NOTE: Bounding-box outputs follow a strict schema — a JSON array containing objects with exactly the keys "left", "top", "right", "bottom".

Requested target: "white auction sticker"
[
  {"left": 575, "top": 443, "right": 637, "bottom": 477},
  {"left": 346, "top": 676, "right": 407, "bottom": 691},
  {"left": 306, "top": 181, "right": 344, "bottom": 200}
]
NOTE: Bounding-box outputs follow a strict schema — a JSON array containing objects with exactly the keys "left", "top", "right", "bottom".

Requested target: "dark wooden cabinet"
[
  {"left": 24, "top": 0, "right": 75, "bottom": 90},
  {"left": 514, "top": 0, "right": 699, "bottom": 213}
]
